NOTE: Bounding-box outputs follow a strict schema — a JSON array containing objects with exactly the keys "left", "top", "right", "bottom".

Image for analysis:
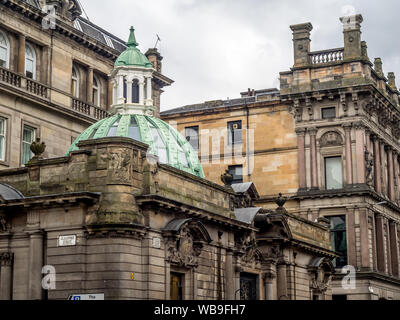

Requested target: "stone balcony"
[{"left": 0, "top": 66, "right": 109, "bottom": 123}]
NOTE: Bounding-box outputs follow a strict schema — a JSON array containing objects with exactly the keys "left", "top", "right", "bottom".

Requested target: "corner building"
[{"left": 162, "top": 15, "right": 400, "bottom": 300}]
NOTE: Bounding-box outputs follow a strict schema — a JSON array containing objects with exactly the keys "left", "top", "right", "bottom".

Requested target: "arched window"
[
  {"left": 93, "top": 75, "right": 100, "bottom": 106},
  {"left": 132, "top": 79, "right": 139, "bottom": 103},
  {"left": 0, "top": 30, "right": 10, "bottom": 68},
  {"left": 25, "top": 43, "right": 36, "bottom": 79},
  {"left": 71, "top": 65, "right": 79, "bottom": 98}
]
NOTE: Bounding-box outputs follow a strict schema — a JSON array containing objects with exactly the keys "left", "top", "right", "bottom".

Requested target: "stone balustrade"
[
  {"left": 0, "top": 66, "right": 109, "bottom": 121},
  {"left": 309, "top": 48, "right": 344, "bottom": 64}
]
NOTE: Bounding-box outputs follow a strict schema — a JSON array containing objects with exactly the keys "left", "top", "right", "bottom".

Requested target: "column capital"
[
  {"left": 342, "top": 122, "right": 353, "bottom": 131},
  {"left": 308, "top": 127, "right": 318, "bottom": 136},
  {"left": 385, "top": 145, "right": 393, "bottom": 152},
  {"left": 295, "top": 127, "right": 306, "bottom": 136},
  {"left": 352, "top": 121, "right": 365, "bottom": 130},
  {"left": 0, "top": 252, "right": 13, "bottom": 267}
]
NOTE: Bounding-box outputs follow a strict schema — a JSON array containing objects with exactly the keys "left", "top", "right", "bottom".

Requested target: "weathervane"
[{"left": 154, "top": 34, "right": 161, "bottom": 52}]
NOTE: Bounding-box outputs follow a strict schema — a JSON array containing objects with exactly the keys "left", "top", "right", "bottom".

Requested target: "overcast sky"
[{"left": 81, "top": 0, "right": 400, "bottom": 111}]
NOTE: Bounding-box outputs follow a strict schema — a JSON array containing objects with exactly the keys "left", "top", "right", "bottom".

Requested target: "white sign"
[
  {"left": 68, "top": 293, "right": 104, "bottom": 300},
  {"left": 58, "top": 235, "right": 77, "bottom": 247},
  {"left": 152, "top": 237, "right": 161, "bottom": 249}
]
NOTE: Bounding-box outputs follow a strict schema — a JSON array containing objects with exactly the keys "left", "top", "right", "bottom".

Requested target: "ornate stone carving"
[
  {"left": 0, "top": 214, "right": 7, "bottom": 232},
  {"left": 319, "top": 131, "right": 343, "bottom": 147},
  {"left": 0, "top": 252, "right": 14, "bottom": 266},
  {"left": 166, "top": 225, "right": 202, "bottom": 268},
  {"left": 106, "top": 149, "right": 132, "bottom": 184},
  {"left": 221, "top": 169, "right": 233, "bottom": 187},
  {"left": 365, "top": 148, "right": 374, "bottom": 187},
  {"left": 308, "top": 259, "right": 333, "bottom": 294},
  {"left": 46, "top": 0, "right": 82, "bottom": 21},
  {"left": 236, "top": 232, "right": 262, "bottom": 265},
  {"left": 30, "top": 138, "right": 46, "bottom": 161}
]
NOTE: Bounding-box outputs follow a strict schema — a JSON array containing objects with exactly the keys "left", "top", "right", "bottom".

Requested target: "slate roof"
[{"left": 234, "top": 207, "right": 261, "bottom": 224}]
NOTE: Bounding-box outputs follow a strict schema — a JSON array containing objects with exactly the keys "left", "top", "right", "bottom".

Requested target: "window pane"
[
  {"left": 0, "top": 135, "right": 4, "bottom": 161},
  {"left": 132, "top": 80, "right": 139, "bottom": 103},
  {"left": 0, "top": 47, "right": 6, "bottom": 66},
  {"left": 185, "top": 126, "right": 199, "bottom": 151},
  {"left": 325, "top": 157, "right": 343, "bottom": 189},
  {"left": 322, "top": 107, "right": 336, "bottom": 119},
  {"left": 93, "top": 88, "right": 99, "bottom": 106},
  {"left": 228, "top": 165, "right": 243, "bottom": 184},
  {"left": 328, "top": 216, "right": 347, "bottom": 268},
  {"left": 228, "top": 121, "right": 242, "bottom": 145},
  {"left": 22, "top": 126, "right": 35, "bottom": 165},
  {"left": 128, "top": 117, "right": 141, "bottom": 141}
]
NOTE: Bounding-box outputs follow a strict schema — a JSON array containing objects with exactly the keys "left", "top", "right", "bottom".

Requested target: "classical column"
[
  {"left": 225, "top": 249, "right": 234, "bottom": 300},
  {"left": 139, "top": 81, "right": 145, "bottom": 105},
  {"left": 375, "top": 214, "right": 385, "bottom": 273},
  {"left": 0, "top": 252, "right": 14, "bottom": 300},
  {"left": 309, "top": 128, "right": 318, "bottom": 189},
  {"left": 296, "top": 128, "right": 307, "bottom": 190},
  {"left": 87, "top": 67, "right": 93, "bottom": 104},
  {"left": 126, "top": 79, "right": 133, "bottom": 104},
  {"left": 354, "top": 123, "right": 366, "bottom": 184},
  {"left": 343, "top": 124, "right": 353, "bottom": 185},
  {"left": 117, "top": 75, "right": 124, "bottom": 104},
  {"left": 18, "top": 34, "right": 26, "bottom": 74},
  {"left": 146, "top": 76, "right": 152, "bottom": 104},
  {"left": 389, "top": 222, "right": 399, "bottom": 277},
  {"left": 373, "top": 137, "right": 382, "bottom": 193},
  {"left": 28, "top": 231, "right": 44, "bottom": 300},
  {"left": 359, "top": 209, "right": 371, "bottom": 269},
  {"left": 380, "top": 141, "right": 387, "bottom": 196},
  {"left": 277, "top": 261, "right": 288, "bottom": 300},
  {"left": 385, "top": 219, "right": 392, "bottom": 276},
  {"left": 387, "top": 147, "right": 395, "bottom": 201}
]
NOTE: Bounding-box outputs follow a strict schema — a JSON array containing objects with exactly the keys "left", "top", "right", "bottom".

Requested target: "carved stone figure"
[
  {"left": 46, "top": 0, "right": 82, "bottom": 21},
  {"left": 107, "top": 149, "right": 132, "bottom": 184},
  {"left": 320, "top": 131, "right": 343, "bottom": 147},
  {"left": 365, "top": 148, "right": 374, "bottom": 187}
]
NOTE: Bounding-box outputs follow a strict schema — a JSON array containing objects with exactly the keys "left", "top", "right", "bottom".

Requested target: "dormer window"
[
  {"left": 0, "top": 30, "right": 10, "bottom": 68},
  {"left": 25, "top": 43, "right": 36, "bottom": 80}
]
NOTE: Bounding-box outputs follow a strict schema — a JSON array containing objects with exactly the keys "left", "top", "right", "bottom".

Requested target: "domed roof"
[
  {"left": 115, "top": 27, "right": 153, "bottom": 68},
  {"left": 66, "top": 114, "right": 205, "bottom": 178}
]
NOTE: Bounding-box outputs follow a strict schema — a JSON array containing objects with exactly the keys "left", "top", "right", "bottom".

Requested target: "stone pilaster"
[
  {"left": 343, "top": 123, "right": 353, "bottom": 185},
  {"left": 18, "top": 34, "right": 26, "bottom": 74},
  {"left": 372, "top": 136, "right": 382, "bottom": 193},
  {"left": 354, "top": 123, "right": 366, "bottom": 184},
  {"left": 387, "top": 147, "right": 395, "bottom": 201},
  {"left": 225, "top": 248, "right": 234, "bottom": 300},
  {"left": 389, "top": 221, "right": 399, "bottom": 277},
  {"left": 296, "top": 128, "right": 307, "bottom": 190},
  {"left": 28, "top": 231, "right": 44, "bottom": 300},
  {"left": 309, "top": 128, "right": 318, "bottom": 189},
  {"left": 277, "top": 260, "right": 288, "bottom": 300},
  {"left": 380, "top": 141, "right": 387, "bottom": 196},
  {"left": 87, "top": 67, "right": 93, "bottom": 104},
  {"left": 375, "top": 214, "right": 385, "bottom": 273}
]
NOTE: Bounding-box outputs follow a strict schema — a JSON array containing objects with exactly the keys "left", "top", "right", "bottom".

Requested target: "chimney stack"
[
  {"left": 290, "top": 22, "right": 313, "bottom": 68},
  {"left": 145, "top": 48, "right": 163, "bottom": 73},
  {"left": 374, "top": 58, "right": 384, "bottom": 77},
  {"left": 340, "top": 14, "right": 363, "bottom": 60},
  {"left": 388, "top": 72, "right": 397, "bottom": 90}
]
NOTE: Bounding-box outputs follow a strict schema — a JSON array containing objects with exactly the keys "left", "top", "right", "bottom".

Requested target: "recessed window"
[
  {"left": 185, "top": 126, "right": 199, "bottom": 151},
  {"left": 0, "top": 118, "right": 6, "bottom": 161},
  {"left": 321, "top": 107, "right": 336, "bottom": 119},
  {"left": 170, "top": 272, "right": 183, "bottom": 300},
  {"left": 325, "top": 156, "right": 343, "bottom": 190},
  {"left": 71, "top": 66, "right": 79, "bottom": 98},
  {"left": 328, "top": 215, "right": 347, "bottom": 268},
  {"left": 132, "top": 79, "right": 139, "bottom": 103},
  {"left": 0, "top": 30, "right": 10, "bottom": 68},
  {"left": 25, "top": 43, "right": 36, "bottom": 80},
  {"left": 93, "top": 75, "right": 100, "bottom": 106},
  {"left": 228, "top": 165, "right": 243, "bottom": 184},
  {"left": 228, "top": 120, "right": 242, "bottom": 145},
  {"left": 22, "top": 125, "right": 35, "bottom": 166}
]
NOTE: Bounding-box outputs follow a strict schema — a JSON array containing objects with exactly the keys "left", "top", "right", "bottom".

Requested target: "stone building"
[
  {"left": 0, "top": 0, "right": 171, "bottom": 169},
  {"left": 161, "top": 15, "right": 400, "bottom": 300},
  {"left": 0, "top": 22, "right": 336, "bottom": 300}
]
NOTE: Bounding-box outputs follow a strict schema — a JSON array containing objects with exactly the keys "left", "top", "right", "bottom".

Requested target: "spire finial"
[{"left": 127, "top": 26, "right": 139, "bottom": 48}]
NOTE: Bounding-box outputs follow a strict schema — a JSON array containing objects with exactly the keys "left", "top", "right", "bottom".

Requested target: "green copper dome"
[
  {"left": 115, "top": 27, "right": 153, "bottom": 68},
  {"left": 66, "top": 114, "right": 205, "bottom": 178}
]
